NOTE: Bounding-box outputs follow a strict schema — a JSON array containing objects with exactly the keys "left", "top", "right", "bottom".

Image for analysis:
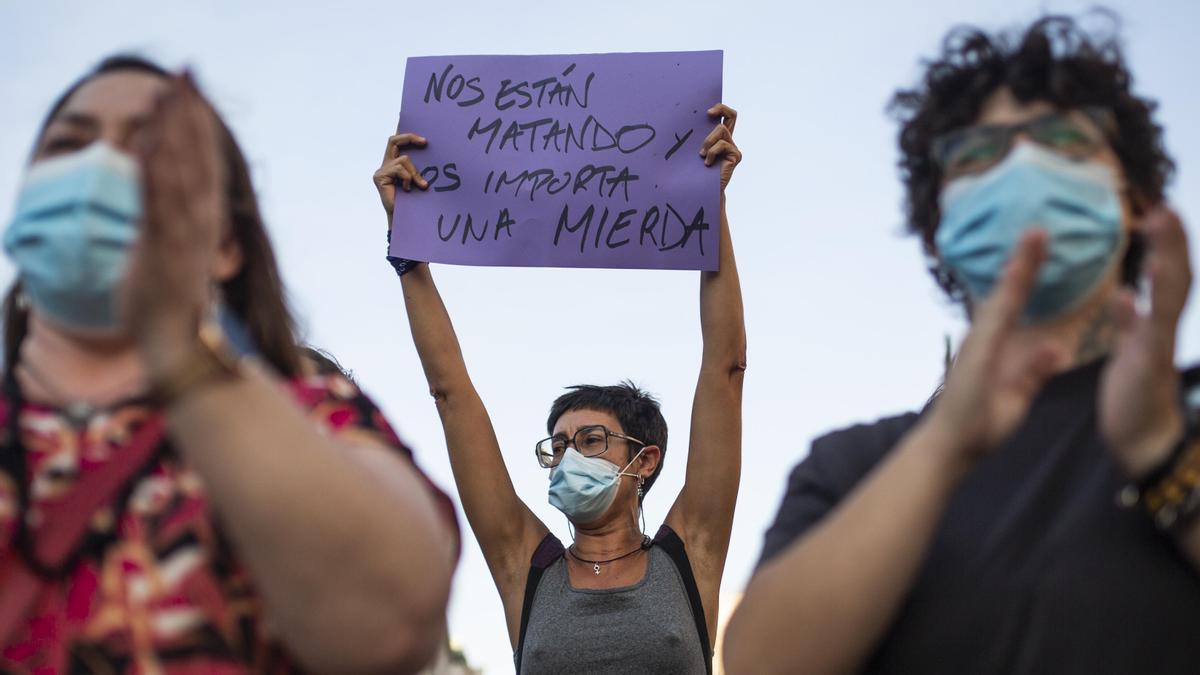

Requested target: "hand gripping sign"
[{"left": 388, "top": 50, "right": 723, "bottom": 271}]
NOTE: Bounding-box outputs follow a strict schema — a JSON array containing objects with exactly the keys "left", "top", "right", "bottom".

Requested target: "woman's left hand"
[
  {"left": 125, "top": 72, "right": 226, "bottom": 373},
  {"left": 701, "top": 103, "right": 741, "bottom": 191},
  {"left": 1100, "top": 206, "right": 1194, "bottom": 476}
]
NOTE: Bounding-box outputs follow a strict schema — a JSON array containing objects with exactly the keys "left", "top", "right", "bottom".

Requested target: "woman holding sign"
[
  {"left": 377, "top": 104, "right": 743, "bottom": 673},
  {"left": 0, "top": 56, "right": 458, "bottom": 673}
]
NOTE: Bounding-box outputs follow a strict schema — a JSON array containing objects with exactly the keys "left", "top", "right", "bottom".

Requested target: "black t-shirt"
[{"left": 759, "top": 359, "right": 1200, "bottom": 674}]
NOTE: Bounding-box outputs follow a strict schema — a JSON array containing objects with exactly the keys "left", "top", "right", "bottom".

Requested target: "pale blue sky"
[{"left": 2, "top": 1, "right": 1198, "bottom": 672}]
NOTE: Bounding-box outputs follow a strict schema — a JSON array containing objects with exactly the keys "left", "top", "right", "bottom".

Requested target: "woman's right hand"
[
  {"left": 925, "top": 230, "right": 1067, "bottom": 461},
  {"left": 127, "top": 72, "right": 226, "bottom": 374},
  {"left": 373, "top": 131, "right": 429, "bottom": 225}
]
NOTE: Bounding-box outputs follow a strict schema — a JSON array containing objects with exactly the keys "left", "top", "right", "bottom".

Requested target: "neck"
[
  {"left": 571, "top": 506, "right": 644, "bottom": 557},
  {"left": 15, "top": 313, "right": 147, "bottom": 406},
  {"left": 1009, "top": 280, "right": 1120, "bottom": 372}
]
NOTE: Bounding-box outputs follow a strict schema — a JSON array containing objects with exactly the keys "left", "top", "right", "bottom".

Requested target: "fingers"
[
  {"left": 1107, "top": 285, "right": 1154, "bottom": 361},
  {"left": 404, "top": 156, "right": 427, "bottom": 190},
  {"left": 1110, "top": 287, "right": 1138, "bottom": 337},
  {"left": 127, "top": 71, "right": 226, "bottom": 331},
  {"left": 374, "top": 156, "right": 428, "bottom": 192},
  {"left": 1142, "top": 207, "right": 1193, "bottom": 330},
  {"left": 395, "top": 154, "right": 421, "bottom": 192},
  {"left": 700, "top": 124, "right": 730, "bottom": 157},
  {"left": 954, "top": 230, "right": 1049, "bottom": 397},
  {"left": 701, "top": 105, "right": 741, "bottom": 172},
  {"left": 139, "top": 72, "right": 225, "bottom": 254},
  {"left": 973, "top": 229, "right": 1048, "bottom": 343},
  {"left": 700, "top": 125, "right": 743, "bottom": 168},
  {"left": 378, "top": 133, "right": 428, "bottom": 193},
  {"left": 1006, "top": 338, "right": 1066, "bottom": 398},
  {"left": 383, "top": 132, "right": 427, "bottom": 164},
  {"left": 707, "top": 103, "right": 737, "bottom": 133},
  {"left": 704, "top": 139, "right": 742, "bottom": 168}
]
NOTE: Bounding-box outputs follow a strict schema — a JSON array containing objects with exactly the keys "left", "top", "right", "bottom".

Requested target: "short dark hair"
[
  {"left": 889, "top": 12, "right": 1174, "bottom": 303},
  {"left": 547, "top": 381, "right": 668, "bottom": 500}
]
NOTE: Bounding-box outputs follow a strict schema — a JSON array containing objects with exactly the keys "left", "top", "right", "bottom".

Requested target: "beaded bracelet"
[{"left": 1113, "top": 415, "right": 1200, "bottom": 530}]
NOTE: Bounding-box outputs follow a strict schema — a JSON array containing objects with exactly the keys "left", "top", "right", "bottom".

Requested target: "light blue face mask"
[
  {"left": 4, "top": 142, "right": 142, "bottom": 333},
  {"left": 548, "top": 446, "right": 645, "bottom": 525},
  {"left": 935, "top": 142, "right": 1124, "bottom": 322}
]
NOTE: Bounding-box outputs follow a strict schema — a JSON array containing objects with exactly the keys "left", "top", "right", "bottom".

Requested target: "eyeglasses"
[
  {"left": 931, "top": 107, "right": 1116, "bottom": 181},
  {"left": 535, "top": 425, "right": 645, "bottom": 469}
]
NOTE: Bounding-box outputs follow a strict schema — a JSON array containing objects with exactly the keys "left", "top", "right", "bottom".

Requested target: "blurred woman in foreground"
[{"left": 0, "top": 56, "right": 458, "bottom": 673}]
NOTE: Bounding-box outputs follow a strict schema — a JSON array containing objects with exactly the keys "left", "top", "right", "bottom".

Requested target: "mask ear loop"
[
  {"left": 637, "top": 474, "right": 649, "bottom": 544},
  {"left": 628, "top": 447, "right": 650, "bottom": 543},
  {"left": 617, "top": 447, "right": 652, "bottom": 543}
]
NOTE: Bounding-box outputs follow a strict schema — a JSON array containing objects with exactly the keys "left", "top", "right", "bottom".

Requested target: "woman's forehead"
[
  {"left": 51, "top": 71, "right": 167, "bottom": 131},
  {"left": 552, "top": 408, "right": 622, "bottom": 434},
  {"left": 974, "top": 88, "right": 1058, "bottom": 126}
]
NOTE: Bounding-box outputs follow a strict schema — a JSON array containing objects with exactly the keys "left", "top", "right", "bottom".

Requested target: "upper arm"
[
  {"left": 300, "top": 374, "right": 461, "bottom": 563},
  {"left": 433, "top": 387, "right": 548, "bottom": 599},
  {"left": 756, "top": 413, "right": 921, "bottom": 570},
  {"left": 757, "top": 449, "right": 845, "bottom": 569},
  {"left": 306, "top": 372, "right": 544, "bottom": 645},
  {"left": 665, "top": 227, "right": 748, "bottom": 601},
  {"left": 666, "top": 362, "right": 745, "bottom": 565},
  {"left": 667, "top": 203, "right": 747, "bottom": 569},
  {"left": 342, "top": 441, "right": 460, "bottom": 564},
  {"left": 398, "top": 266, "right": 548, "bottom": 589},
  {"left": 662, "top": 361, "right": 745, "bottom": 644}
]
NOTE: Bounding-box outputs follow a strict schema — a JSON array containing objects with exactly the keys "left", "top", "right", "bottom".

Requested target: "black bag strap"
[
  {"left": 514, "top": 532, "right": 564, "bottom": 674},
  {"left": 654, "top": 525, "right": 713, "bottom": 675}
]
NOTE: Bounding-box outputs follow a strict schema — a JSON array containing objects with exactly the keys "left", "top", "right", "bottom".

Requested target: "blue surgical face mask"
[
  {"left": 4, "top": 142, "right": 142, "bottom": 334},
  {"left": 935, "top": 142, "right": 1124, "bottom": 322},
  {"left": 548, "top": 446, "right": 645, "bottom": 525}
]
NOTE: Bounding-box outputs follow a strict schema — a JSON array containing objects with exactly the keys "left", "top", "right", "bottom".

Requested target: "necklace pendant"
[
  {"left": 64, "top": 401, "right": 95, "bottom": 428},
  {"left": 593, "top": 563, "right": 601, "bottom": 575}
]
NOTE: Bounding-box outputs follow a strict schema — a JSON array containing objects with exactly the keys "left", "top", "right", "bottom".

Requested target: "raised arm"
[
  {"left": 663, "top": 104, "right": 746, "bottom": 637},
  {"left": 724, "top": 232, "right": 1066, "bottom": 674},
  {"left": 374, "top": 131, "right": 548, "bottom": 644}
]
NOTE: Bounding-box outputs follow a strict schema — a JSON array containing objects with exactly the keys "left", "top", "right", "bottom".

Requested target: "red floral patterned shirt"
[{"left": 0, "top": 373, "right": 456, "bottom": 674}]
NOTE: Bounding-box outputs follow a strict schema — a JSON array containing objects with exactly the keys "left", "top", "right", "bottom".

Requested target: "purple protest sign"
[{"left": 388, "top": 51, "right": 723, "bottom": 271}]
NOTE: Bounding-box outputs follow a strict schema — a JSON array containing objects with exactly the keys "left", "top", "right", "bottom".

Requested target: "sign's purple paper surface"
[{"left": 388, "top": 50, "right": 723, "bottom": 271}]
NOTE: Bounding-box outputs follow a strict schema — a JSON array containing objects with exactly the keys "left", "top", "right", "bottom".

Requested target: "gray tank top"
[{"left": 516, "top": 527, "right": 710, "bottom": 674}]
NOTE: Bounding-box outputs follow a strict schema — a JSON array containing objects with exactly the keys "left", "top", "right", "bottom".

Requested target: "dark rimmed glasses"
[
  {"left": 535, "top": 425, "right": 646, "bottom": 469},
  {"left": 931, "top": 107, "right": 1116, "bottom": 181}
]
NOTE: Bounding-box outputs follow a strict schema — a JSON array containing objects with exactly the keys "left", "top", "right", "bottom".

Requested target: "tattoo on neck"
[{"left": 1075, "top": 304, "right": 1115, "bottom": 365}]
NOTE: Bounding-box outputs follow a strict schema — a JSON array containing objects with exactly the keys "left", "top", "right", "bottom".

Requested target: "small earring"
[
  {"left": 637, "top": 475, "right": 645, "bottom": 500},
  {"left": 209, "top": 282, "right": 226, "bottom": 310},
  {"left": 638, "top": 491, "right": 648, "bottom": 537},
  {"left": 14, "top": 291, "right": 29, "bottom": 311}
]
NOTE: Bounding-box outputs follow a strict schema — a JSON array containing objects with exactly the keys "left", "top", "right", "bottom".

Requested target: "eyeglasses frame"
[
  {"left": 535, "top": 424, "right": 647, "bottom": 469},
  {"left": 930, "top": 105, "right": 1117, "bottom": 179}
]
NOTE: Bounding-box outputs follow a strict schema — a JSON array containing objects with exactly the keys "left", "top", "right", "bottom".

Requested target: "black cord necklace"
[
  {"left": 16, "top": 360, "right": 142, "bottom": 430},
  {"left": 568, "top": 535, "right": 652, "bottom": 575}
]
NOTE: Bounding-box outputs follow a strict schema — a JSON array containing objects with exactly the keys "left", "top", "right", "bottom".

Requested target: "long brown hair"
[{"left": 5, "top": 55, "right": 302, "bottom": 376}]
